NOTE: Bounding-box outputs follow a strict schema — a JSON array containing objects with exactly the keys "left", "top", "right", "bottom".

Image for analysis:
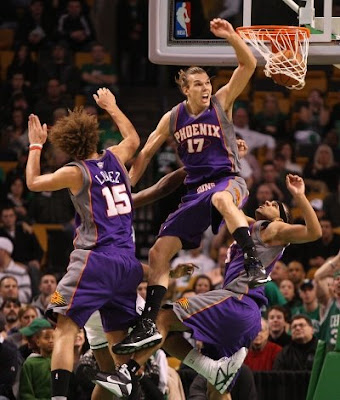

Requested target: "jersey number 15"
[{"left": 102, "top": 184, "right": 131, "bottom": 217}]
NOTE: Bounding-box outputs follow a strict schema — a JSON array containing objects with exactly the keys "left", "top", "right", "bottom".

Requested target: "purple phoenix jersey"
[
  {"left": 172, "top": 220, "right": 286, "bottom": 358},
  {"left": 68, "top": 150, "right": 135, "bottom": 252},
  {"left": 224, "top": 220, "right": 287, "bottom": 308},
  {"left": 170, "top": 95, "right": 241, "bottom": 186},
  {"left": 46, "top": 150, "right": 143, "bottom": 331}
]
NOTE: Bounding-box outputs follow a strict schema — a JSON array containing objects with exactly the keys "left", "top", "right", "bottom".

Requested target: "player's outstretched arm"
[
  {"left": 210, "top": 18, "right": 256, "bottom": 113},
  {"left": 26, "top": 114, "right": 81, "bottom": 192},
  {"left": 314, "top": 251, "right": 340, "bottom": 307},
  {"left": 129, "top": 111, "right": 171, "bottom": 186},
  {"left": 267, "top": 175, "right": 322, "bottom": 244},
  {"left": 315, "top": 251, "right": 340, "bottom": 280},
  {"left": 93, "top": 88, "right": 140, "bottom": 164},
  {"left": 132, "top": 167, "right": 186, "bottom": 209}
]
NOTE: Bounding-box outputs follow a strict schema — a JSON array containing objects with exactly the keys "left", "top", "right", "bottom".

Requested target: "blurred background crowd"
[{"left": 0, "top": 1, "right": 340, "bottom": 399}]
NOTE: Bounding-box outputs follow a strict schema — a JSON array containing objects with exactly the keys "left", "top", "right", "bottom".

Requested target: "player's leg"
[
  {"left": 211, "top": 180, "right": 268, "bottom": 287},
  {"left": 51, "top": 314, "right": 80, "bottom": 400},
  {"left": 91, "top": 308, "right": 180, "bottom": 397},
  {"left": 113, "top": 235, "right": 182, "bottom": 354},
  {"left": 91, "top": 347, "right": 115, "bottom": 400},
  {"left": 106, "top": 330, "right": 132, "bottom": 366},
  {"left": 164, "top": 332, "right": 247, "bottom": 395},
  {"left": 82, "top": 310, "right": 116, "bottom": 400},
  {"left": 95, "top": 309, "right": 247, "bottom": 397}
]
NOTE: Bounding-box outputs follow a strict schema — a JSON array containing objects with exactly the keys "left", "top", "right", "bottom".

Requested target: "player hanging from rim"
[
  {"left": 89, "top": 175, "right": 321, "bottom": 399},
  {"left": 26, "top": 88, "right": 144, "bottom": 400},
  {"left": 113, "top": 17, "right": 269, "bottom": 357}
]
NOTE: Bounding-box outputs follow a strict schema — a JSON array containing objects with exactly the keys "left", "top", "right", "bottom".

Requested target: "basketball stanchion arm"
[
  {"left": 281, "top": 0, "right": 299, "bottom": 14},
  {"left": 281, "top": 0, "right": 315, "bottom": 26}
]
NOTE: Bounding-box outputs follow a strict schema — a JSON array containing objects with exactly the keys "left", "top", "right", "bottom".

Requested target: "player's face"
[
  {"left": 255, "top": 200, "right": 280, "bottom": 221},
  {"left": 184, "top": 73, "right": 212, "bottom": 108}
]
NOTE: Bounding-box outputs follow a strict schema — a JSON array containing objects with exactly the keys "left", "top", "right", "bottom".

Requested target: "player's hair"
[
  {"left": 277, "top": 201, "right": 292, "bottom": 224},
  {"left": 175, "top": 66, "right": 208, "bottom": 93},
  {"left": 49, "top": 107, "right": 99, "bottom": 160}
]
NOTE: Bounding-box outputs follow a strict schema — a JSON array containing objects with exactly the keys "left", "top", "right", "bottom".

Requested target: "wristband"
[{"left": 29, "top": 143, "right": 43, "bottom": 151}]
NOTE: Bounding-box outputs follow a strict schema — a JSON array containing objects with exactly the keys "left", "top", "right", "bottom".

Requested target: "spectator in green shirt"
[
  {"left": 294, "top": 279, "right": 320, "bottom": 336},
  {"left": 265, "top": 260, "right": 288, "bottom": 308},
  {"left": 19, "top": 325, "right": 54, "bottom": 399}
]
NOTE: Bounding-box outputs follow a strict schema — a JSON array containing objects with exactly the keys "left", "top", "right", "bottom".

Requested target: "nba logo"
[{"left": 175, "top": 1, "right": 191, "bottom": 38}]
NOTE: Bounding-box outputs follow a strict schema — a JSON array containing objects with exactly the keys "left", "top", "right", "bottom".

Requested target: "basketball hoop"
[{"left": 236, "top": 26, "right": 310, "bottom": 90}]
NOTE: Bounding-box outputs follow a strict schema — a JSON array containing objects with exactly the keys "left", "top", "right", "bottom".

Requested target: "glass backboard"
[{"left": 149, "top": 0, "right": 340, "bottom": 65}]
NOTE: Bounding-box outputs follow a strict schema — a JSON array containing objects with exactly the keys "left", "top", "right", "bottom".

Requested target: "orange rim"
[{"left": 236, "top": 25, "right": 311, "bottom": 40}]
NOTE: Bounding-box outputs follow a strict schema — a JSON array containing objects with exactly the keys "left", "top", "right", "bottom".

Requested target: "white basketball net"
[{"left": 237, "top": 27, "right": 310, "bottom": 90}]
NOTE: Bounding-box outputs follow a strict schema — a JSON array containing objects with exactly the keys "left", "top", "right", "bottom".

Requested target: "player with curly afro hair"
[{"left": 49, "top": 108, "right": 99, "bottom": 161}]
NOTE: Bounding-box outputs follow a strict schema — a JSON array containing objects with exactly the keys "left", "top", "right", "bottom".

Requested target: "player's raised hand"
[
  {"left": 28, "top": 114, "right": 47, "bottom": 145},
  {"left": 286, "top": 174, "right": 305, "bottom": 196},
  {"left": 236, "top": 138, "right": 248, "bottom": 159},
  {"left": 210, "top": 18, "right": 235, "bottom": 39},
  {"left": 93, "top": 87, "right": 116, "bottom": 110},
  {"left": 170, "top": 263, "right": 199, "bottom": 279}
]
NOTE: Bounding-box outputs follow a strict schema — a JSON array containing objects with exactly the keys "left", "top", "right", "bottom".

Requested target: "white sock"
[{"left": 183, "top": 348, "right": 215, "bottom": 383}]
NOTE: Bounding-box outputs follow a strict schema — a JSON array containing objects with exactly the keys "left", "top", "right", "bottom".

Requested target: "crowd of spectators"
[{"left": 0, "top": 1, "right": 340, "bottom": 399}]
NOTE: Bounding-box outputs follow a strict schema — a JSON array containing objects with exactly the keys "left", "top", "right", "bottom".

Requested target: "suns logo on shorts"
[
  {"left": 233, "top": 187, "right": 241, "bottom": 206},
  {"left": 50, "top": 291, "right": 67, "bottom": 306},
  {"left": 176, "top": 297, "right": 190, "bottom": 311}
]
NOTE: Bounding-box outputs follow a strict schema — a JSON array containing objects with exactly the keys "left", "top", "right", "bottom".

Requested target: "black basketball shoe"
[
  {"left": 244, "top": 254, "right": 271, "bottom": 288},
  {"left": 112, "top": 318, "right": 162, "bottom": 355},
  {"left": 90, "top": 364, "right": 134, "bottom": 398}
]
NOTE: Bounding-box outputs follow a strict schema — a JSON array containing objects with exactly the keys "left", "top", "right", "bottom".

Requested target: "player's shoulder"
[
  {"left": 60, "top": 164, "right": 83, "bottom": 178},
  {"left": 163, "top": 110, "right": 172, "bottom": 120},
  {"left": 259, "top": 219, "right": 288, "bottom": 244},
  {"left": 157, "top": 110, "right": 172, "bottom": 130}
]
